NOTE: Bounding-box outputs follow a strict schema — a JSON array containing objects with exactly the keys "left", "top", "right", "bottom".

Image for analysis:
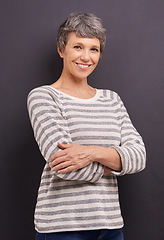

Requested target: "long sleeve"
[
  {"left": 32, "top": 88, "right": 145, "bottom": 233},
  {"left": 111, "top": 94, "right": 146, "bottom": 176},
  {"left": 27, "top": 87, "right": 104, "bottom": 182}
]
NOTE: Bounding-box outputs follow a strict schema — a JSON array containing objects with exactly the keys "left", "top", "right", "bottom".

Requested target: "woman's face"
[{"left": 58, "top": 32, "right": 101, "bottom": 81}]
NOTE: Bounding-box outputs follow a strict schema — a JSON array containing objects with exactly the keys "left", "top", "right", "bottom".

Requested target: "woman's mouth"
[{"left": 75, "top": 63, "right": 92, "bottom": 69}]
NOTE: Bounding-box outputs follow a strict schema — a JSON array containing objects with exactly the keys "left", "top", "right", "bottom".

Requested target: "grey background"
[{"left": 1, "top": 0, "right": 164, "bottom": 239}]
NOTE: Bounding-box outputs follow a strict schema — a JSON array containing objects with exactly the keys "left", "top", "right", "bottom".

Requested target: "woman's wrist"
[{"left": 89, "top": 146, "right": 122, "bottom": 172}]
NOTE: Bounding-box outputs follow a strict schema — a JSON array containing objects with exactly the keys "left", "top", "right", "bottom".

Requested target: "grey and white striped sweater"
[{"left": 27, "top": 85, "right": 146, "bottom": 233}]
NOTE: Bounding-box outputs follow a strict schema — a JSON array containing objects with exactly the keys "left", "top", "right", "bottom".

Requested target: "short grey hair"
[{"left": 57, "top": 12, "right": 106, "bottom": 53}]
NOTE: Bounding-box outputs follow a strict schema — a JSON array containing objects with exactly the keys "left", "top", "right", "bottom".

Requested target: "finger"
[
  {"left": 58, "top": 161, "right": 84, "bottom": 173},
  {"left": 49, "top": 155, "right": 67, "bottom": 168},
  {"left": 58, "top": 166, "right": 77, "bottom": 174},
  {"left": 49, "top": 150, "right": 66, "bottom": 162},
  {"left": 51, "top": 161, "right": 74, "bottom": 172},
  {"left": 58, "top": 142, "right": 72, "bottom": 149}
]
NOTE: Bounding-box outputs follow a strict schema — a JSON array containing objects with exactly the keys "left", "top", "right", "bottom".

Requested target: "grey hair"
[{"left": 57, "top": 12, "right": 106, "bottom": 53}]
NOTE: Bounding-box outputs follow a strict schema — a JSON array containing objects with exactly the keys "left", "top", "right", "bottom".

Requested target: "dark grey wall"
[{"left": 1, "top": 0, "right": 164, "bottom": 239}]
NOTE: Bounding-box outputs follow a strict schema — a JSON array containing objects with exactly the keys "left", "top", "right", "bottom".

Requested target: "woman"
[{"left": 27, "top": 12, "right": 146, "bottom": 240}]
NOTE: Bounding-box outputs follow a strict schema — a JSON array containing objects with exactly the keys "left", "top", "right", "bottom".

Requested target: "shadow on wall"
[
  {"left": 33, "top": 46, "right": 63, "bottom": 86},
  {"left": 1, "top": 47, "right": 63, "bottom": 239},
  {"left": 1, "top": 121, "right": 45, "bottom": 239}
]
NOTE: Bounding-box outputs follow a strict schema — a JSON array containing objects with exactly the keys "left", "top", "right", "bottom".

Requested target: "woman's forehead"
[{"left": 66, "top": 32, "right": 100, "bottom": 46}]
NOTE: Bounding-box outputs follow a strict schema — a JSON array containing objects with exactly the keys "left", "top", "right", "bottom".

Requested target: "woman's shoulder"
[
  {"left": 97, "top": 88, "right": 121, "bottom": 101},
  {"left": 27, "top": 85, "right": 59, "bottom": 99}
]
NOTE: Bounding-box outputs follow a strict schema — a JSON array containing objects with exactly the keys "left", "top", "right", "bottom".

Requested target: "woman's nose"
[{"left": 80, "top": 50, "right": 90, "bottom": 61}]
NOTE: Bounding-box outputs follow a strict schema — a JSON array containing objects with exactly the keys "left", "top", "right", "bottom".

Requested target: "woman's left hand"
[{"left": 49, "top": 142, "right": 94, "bottom": 174}]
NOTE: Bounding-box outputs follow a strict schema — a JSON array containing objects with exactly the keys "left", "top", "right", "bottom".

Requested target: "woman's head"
[{"left": 57, "top": 12, "right": 106, "bottom": 54}]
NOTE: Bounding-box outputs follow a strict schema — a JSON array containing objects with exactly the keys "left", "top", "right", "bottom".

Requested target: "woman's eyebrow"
[
  {"left": 91, "top": 45, "right": 100, "bottom": 49},
  {"left": 73, "top": 42, "right": 100, "bottom": 48}
]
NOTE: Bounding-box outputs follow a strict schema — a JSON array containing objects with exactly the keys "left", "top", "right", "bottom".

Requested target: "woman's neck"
[{"left": 51, "top": 75, "right": 96, "bottom": 99}]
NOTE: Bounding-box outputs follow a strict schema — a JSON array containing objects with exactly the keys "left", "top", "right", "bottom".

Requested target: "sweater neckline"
[{"left": 45, "top": 85, "right": 100, "bottom": 102}]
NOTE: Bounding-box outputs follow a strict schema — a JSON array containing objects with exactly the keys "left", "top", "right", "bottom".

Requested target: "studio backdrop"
[{"left": 1, "top": 0, "right": 164, "bottom": 240}]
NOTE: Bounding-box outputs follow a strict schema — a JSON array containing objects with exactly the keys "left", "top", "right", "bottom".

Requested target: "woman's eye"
[
  {"left": 91, "top": 48, "right": 99, "bottom": 52},
  {"left": 74, "top": 46, "right": 82, "bottom": 49}
]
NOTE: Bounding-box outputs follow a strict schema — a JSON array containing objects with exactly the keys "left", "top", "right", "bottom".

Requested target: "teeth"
[{"left": 77, "top": 63, "right": 90, "bottom": 68}]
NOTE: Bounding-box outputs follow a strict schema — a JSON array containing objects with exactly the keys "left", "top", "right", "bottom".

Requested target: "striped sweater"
[{"left": 27, "top": 85, "right": 146, "bottom": 233}]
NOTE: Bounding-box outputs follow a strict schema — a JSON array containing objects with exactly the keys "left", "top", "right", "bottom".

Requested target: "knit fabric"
[{"left": 27, "top": 86, "right": 146, "bottom": 233}]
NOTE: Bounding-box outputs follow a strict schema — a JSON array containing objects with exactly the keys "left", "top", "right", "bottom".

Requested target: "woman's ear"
[{"left": 57, "top": 44, "right": 64, "bottom": 58}]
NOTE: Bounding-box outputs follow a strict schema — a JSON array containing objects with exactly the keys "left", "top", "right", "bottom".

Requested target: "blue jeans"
[{"left": 36, "top": 229, "right": 124, "bottom": 240}]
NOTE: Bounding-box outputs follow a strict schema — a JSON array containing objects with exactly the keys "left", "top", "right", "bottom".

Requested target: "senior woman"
[{"left": 27, "top": 12, "right": 146, "bottom": 240}]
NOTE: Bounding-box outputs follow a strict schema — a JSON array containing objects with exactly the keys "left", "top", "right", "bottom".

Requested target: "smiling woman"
[
  {"left": 27, "top": 12, "right": 146, "bottom": 240},
  {"left": 54, "top": 32, "right": 101, "bottom": 91}
]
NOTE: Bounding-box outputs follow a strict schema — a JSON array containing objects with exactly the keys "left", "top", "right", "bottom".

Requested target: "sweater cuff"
[{"left": 110, "top": 146, "right": 129, "bottom": 176}]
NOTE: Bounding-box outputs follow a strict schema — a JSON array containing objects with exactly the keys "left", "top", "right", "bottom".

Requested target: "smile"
[{"left": 75, "top": 63, "right": 92, "bottom": 68}]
